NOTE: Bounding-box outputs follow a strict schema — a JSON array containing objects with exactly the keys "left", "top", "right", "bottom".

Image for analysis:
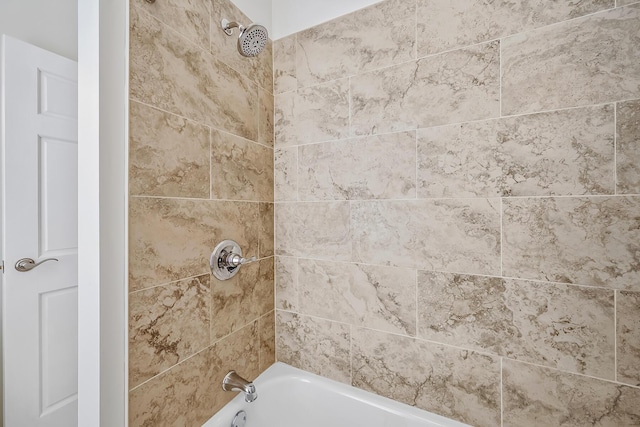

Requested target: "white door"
[{"left": 1, "top": 35, "right": 78, "bottom": 427}]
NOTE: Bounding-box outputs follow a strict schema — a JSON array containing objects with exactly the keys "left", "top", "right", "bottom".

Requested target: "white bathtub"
[{"left": 203, "top": 362, "right": 470, "bottom": 427}]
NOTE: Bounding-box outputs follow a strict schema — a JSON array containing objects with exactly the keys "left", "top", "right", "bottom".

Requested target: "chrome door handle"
[{"left": 15, "top": 257, "right": 59, "bottom": 272}]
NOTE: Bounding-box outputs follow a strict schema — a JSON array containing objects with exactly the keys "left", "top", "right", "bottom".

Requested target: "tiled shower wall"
[
  {"left": 273, "top": 1, "right": 640, "bottom": 426},
  {"left": 127, "top": 0, "right": 274, "bottom": 425}
]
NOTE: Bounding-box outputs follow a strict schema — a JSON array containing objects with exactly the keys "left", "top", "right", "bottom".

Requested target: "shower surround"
[
  {"left": 274, "top": 1, "right": 640, "bottom": 426},
  {"left": 127, "top": 0, "right": 274, "bottom": 425}
]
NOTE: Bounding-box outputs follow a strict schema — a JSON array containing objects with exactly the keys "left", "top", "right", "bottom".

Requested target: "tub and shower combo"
[
  {"left": 204, "top": 363, "right": 468, "bottom": 427},
  {"left": 204, "top": 16, "right": 468, "bottom": 427}
]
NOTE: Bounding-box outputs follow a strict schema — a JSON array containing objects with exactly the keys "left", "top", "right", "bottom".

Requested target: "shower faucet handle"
[
  {"left": 224, "top": 253, "right": 257, "bottom": 268},
  {"left": 210, "top": 240, "right": 257, "bottom": 280}
]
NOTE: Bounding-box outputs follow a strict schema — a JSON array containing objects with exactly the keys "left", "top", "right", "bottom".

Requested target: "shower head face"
[{"left": 238, "top": 24, "right": 268, "bottom": 57}]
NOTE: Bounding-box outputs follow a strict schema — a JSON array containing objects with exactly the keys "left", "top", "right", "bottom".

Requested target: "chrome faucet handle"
[
  {"left": 225, "top": 253, "right": 257, "bottom": 268},
  {"left": 210, "top": 240, "right": 257, "bottom": 281}
]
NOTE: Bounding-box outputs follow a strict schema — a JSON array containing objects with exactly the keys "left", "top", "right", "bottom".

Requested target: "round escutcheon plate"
[{"left": 231, "top": 410, "right": 247, "bottom": 427}]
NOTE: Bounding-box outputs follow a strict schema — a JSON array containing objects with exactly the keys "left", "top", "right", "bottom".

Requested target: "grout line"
[
  {"left": 273, "top": 148, "right": 278, "bottom": 260},
  {"left": 414, "top": 130, "right": 419, "bottom": 199},
  {"left": 280, "top": 312, "right": 639, "bottom": 389},
  {"left": 500, "top": 357, "right": 640, "bottom": 390},
  {"left": 274, "top": 309, "right": 279, "bottom": 362},
  {"left": 614, "top": 290, "right": 618, "bottom": 382},
  {"left": 349, "top": 324, "right": 354, "bottom": 385},
  {"left": 209, "top": 127, "right": 213, "bottom": 200},
  {"left": 273, "top": 99, "right": 639, "bottom": 151},
  {"left": 129, "top": 98, "right": 274, "bottom": 150},
  {"left": 415, "top": 269, "right": 419, "bottom": 338},
  {"left": 129, "top": 343, "right": 211, "bottom": 392},
  {"left": 129, "top": 194, "right": 269, "bottom": 203},
  {"left": 129, "top": 272, "right": 210, "bottom": 295},
  {"left": 414, "top": 0, "right": 418, "bottom": 60},
  {"left": 272, "top": 193, "right": 640, "bottom": 204},
  {"left": 348, "top": 200, "right": 353, "bottom": 261},
  {"left": 271, "top": 254, "right": 625, "bottom": 292},
  {"left": 348, "top": 76, "right": 353, "bottom": 137},
  {"left": 500, "top": 357, "right": 504, "bottom": 427},
  {"left": 614, "top": 102, "right": 618, "bottom": 195},
  {"left": 499, "top": 38, "right": 503, "bottom": 117},
  {"left": 131, "top": 315, "right": 271, "bottom": 392},
  {"left": 139, "top": 193, "right": 527, "bottom": 203},
  {"left": 296, "top": 146, "right": 300, "bottom": 201},
  {"left": 500, "top": 197, "right": 504, "bottom": 277},
  {"left": 294, "top": 257, "right": 300, "bottom": 311}
]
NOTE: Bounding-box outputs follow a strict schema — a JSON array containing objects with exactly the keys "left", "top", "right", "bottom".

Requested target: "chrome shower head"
[{"left": 221, "top": 19, "right": 268, "bottom": 57}]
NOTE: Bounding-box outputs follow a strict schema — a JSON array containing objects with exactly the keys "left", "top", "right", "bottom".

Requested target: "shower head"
[{"left": 221, "top": 19, "right": 268, "bottom": 57}]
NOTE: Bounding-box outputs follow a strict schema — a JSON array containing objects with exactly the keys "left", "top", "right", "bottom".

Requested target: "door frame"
[
  {"left": 0, "top": 1, "right": 129, "bottom": 424},
  {"left": 77, "top": 0, "right": 128, "bottom": 426}
]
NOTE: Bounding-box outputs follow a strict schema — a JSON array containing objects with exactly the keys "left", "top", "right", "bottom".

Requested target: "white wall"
[
  {"left": 232, "top": 0, "right": 384, "bottom": 40},
  {"left": 231, "top": 0, "right": 273, "bottom": 35},
  {"left": 0, "top": 0, "right": 77, "bottom": 61},
  {"left": 271, "top": 0, "right": 383, "bottom": 39}
]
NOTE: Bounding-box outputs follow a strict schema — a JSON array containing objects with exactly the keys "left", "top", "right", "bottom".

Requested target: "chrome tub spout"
[{"left": 222, "top": 371, "right": 258, "bottom": 403}]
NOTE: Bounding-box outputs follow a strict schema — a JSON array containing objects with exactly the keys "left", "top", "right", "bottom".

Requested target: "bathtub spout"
[{"left": 222, "top": 371, "right": 258, "bottom": 403}]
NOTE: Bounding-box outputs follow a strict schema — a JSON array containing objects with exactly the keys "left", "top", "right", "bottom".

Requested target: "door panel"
[
  {"left": 2, "top": 35, "right": 78, "bottom": 427},
  {"left": 40, "top": 286, "right": 78, "bottom": 415},
  {"left": 38, "top": 69, "right": 78, "bottom": 120},
  {"left": 40, "top": 136, "right": 78, "bottom": 255}
]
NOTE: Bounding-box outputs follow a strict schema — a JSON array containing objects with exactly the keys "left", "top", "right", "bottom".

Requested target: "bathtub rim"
[{"left": 203, "top": 362, "right": 471, "bottom": 427}]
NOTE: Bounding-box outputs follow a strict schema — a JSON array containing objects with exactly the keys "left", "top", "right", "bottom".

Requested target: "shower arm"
[{"left": 222, "top": 19, "right": 245, "bottom": 36}]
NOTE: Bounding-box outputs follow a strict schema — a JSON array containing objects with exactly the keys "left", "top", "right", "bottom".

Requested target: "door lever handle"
[{"left": 15, "top": 257, "right": 58, "bottom": 272}]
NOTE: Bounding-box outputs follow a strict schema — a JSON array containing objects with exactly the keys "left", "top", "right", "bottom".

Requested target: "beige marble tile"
[
  {"left": 210, "top": 258, "right": 274, "bottom": 340},
  {"left": 295, "top": 0, "right": 415, "bottom": 88},
  {"left": 258, "top": 87, "right": 274, "bottom": 148},
  {"left": 273, "top": 35, "right": 297, "bottom": 94},
  {"left": 417, "top": 105, "right": 615, "bottom": 197},
  {"left": 210, "top": 129, "right": 273, "bottom": 201},
  {"left": 352, "top": 328, "right": 500, "bottom": 427},
  {"left": 129, "top": 348, "right": 214, "bottom": 427},
  {"left": 351, "top": 41, "right": 500, "bottom": 136},
  {"left": 274, "top": 79, "right": 350, "bottom": 147},
  {"left": 502, "top": 5, "right": 640, "bottom": 115},
  {"left": 503, "top": 196, "right": 640, "bottom": 290},
  {"left": 129, "top": 101, "right": 210, "bottom": 198},
  {"left": 418, "top": 272, "right": 615, "bottom": 379},
  {"left": 275, "top": 256, "right": 298, "bottom": 311},
  {"left": 298, "top": 132, "right": 416, "bottom": 200},
  {"left": 276, "top": 311, "right": 351, "bottom": 383},
  {"left": 129, "top": 275, "right": 210, "bottom": 388},
  {"left": 299, "top": 259, "right": 416, "bottom": 336},
  {"left": 129, "top": 197, "right": 259, "bottom": 291},
  {"left": 274, "top": 148, "right": 297, "bottom": 201},
  {"left": 259, "top": 203, "right": 274, "bottom": 258},
  {"left": 417, "top": 0, "right": 614, "bottom": 57},
  {"left": 130, "top": 6, "right": 258, "bottom": 141},
  {"left": 503, "top": 360, "right": 640, "bottom": 427},
  {"left": 617, "top": 99, "right": 640, "bottom": 194},
  {"left": 619, "top": 0, "right": 640, "bottom": 5},
  {"left": 617, "top": 290, "right": 640, "bottom": 386},
  {"left": 210, "top": 0, "right": 273, "bottom": 93},
  {"left": 132, "top": 0, "right": 210, "bottom": 50},
  {"left": 275, "top": 202, "right": 350, "bottom": 260},
  {"left": 210, "top": 322, "right": 260, "bottom": 413},
  {"left": 259, "top": 311, "right": 276, "bottom": 371},
  {"left": 351, "top": 199, "right": 500, "bottom": 275}
]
